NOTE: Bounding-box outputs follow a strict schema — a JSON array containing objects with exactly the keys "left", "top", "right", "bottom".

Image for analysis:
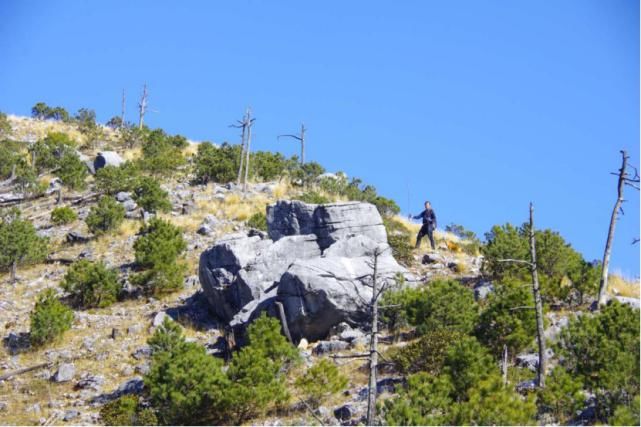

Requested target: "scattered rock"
[
  {"left": 127, "top": 324, "right": 143, "bottom": 335},
  {"left": 63, "top": 410, "right": 80, "bottom": 421},
  {"left": 66, "top": 231, "right": 91, "bottom": 244},
  {"left": 313, "top": 340, "right": 350, "bottom": 355},
  {"left": 152, "top": 311, "right": 169, "bottom": 327},
  {"left": 515, "top": 353, "right": 539, "bottom": 372},
  {"left": 516, "top": 379, "right": 537, "bottom": 394},
  {"left": 473, "top": 280, "right": 494, "bottom": 301},
  {"left": 115, "top": 192, "right": 132, "bottom": 202},
  {"left": 132, "top": 346, "right": 151, "bottom": 360},
  {"left": 117, "top": 376, "right": 144, "bottom": 395},
  {"left": 52, "top": 363, "right": 75, "bottom": 383},
  {"left": 75, "top": 374, "right": 104, "bottom": 392}
]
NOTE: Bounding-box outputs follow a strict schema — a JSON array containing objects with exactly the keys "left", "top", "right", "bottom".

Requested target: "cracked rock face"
[{"left": 199, "top": 200, "right": 410, "bottom": 341}]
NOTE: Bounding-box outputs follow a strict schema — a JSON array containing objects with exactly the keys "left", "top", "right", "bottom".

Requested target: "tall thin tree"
[
  {"left": 528, "top": 202, "right": 546, "bottom": 387},
  {"left": 596, "top": 150, "right": 640, "bottom": 307},
  {"left": 243, "top": 109, "right": 254, "bottom": 194},
  {"left": 120, "top": 89, "right": 126, "bottom": 129},
  {"left": 231, "top": 110, "right": 248, "bottom": 186},
  {"left": 138, "top": 83, "right": 148, "bottom": 130},
  {"left": 278, "top": 123, "right": 306, "bottom": 165}
]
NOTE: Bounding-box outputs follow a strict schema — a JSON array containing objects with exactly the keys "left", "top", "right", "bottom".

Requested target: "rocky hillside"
[{"left": 0, "top": 114, "right": 638, "bottom": 426}]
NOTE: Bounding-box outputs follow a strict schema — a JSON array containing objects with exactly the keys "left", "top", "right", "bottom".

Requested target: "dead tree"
[
  {"left": 597, "top": 150, "right": 640, "bottom": 307},
  {"left": 138, "top": 83, "right": 148, "bottom": 130},
  {"left": 231, "top": 110, "right": 249, "bottom": 186},
  {"left": 278, "top": 123, "right": 306, "bottom": 165},
  {"left": 528, "top": 202, "right": 546, "bottom": 387},
  {"left": 230, "top": 109, "right": 255, "bottom": 192},
  {"left": 120, "top": 89, "right": 126, "bottom": 129},
  {"left": 243, "top": 110, "right": 254, "bottom": 194},
  {"left": 496, "top": 203, "right": 547, "bottom": 388}
]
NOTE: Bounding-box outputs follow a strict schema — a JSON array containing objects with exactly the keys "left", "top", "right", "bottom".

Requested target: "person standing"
[{"left": 412, "top": 200, "right": 437, "bottom": 250}]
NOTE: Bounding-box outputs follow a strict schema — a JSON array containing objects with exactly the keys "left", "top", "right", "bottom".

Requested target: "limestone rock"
[
  {"left": 94, "top": 151, "right": 124, "bottom": 171},
  {"left": 52, "top": 363, "right": 75, "bottom": 382}
]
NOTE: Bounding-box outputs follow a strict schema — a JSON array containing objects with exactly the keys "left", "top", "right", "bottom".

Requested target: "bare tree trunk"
[
  {"left": 598, "top": 150, "right": 628, "bottom": 307},
  {"left": 243, "top": 110, "right": 252, "bottom": 194},
  {"left": 10, "top": 259, "right": 17, "bottom": 283},
  {"left": 138, "top": 83, "right": 148, "bottom": 130},
  {"left": 236, "top": 111, "right": 247, "bottom": 186},
  {"left": 275, "top": 301, "right": 293, "bottom": 344},
  {"left": 120, "top": 89, "right": 126, "bottom": 129},
  {"left": 366, "top": 251, "right": 379, "bottom": 426},
  {"left": 300, "top": 123, "right": 306, "bottom": 165},
  {"left": 529, "top": 202, "right": 546, "bottom": 388},
  {"left": 501, "top": 344, "right": 509, "bottom": 386}
]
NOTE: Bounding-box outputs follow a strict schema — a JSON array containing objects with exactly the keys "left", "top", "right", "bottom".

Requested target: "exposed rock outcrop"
[
  {"left": 199, "top": 200, "right": 412, "bottom": 342},
  {"left": 93, "top": 151, "right": 124, "bottom": 171}
]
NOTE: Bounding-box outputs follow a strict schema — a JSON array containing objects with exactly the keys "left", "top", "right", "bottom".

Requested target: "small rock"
[
  {"left": 0, "top": 402, "right": 7, "bottom": 412},
  {"left": 132, "top": 346, "right": 151, "bottom": 360},
  {"left": 127, "top": 324, "right": 143, "bottom": 335},
  {"left": 66, "top": 231, "right": 90, "bottom": 244},
  {"left": 152, "top": 311, "right": 169, "bottom": 327},
  {"left": 515, "top": 353, "right": 539, "bottom": 372},
  {"left": 52, "top": 363, "right": 75, "bottom": 383},
  {"left": 63, "top": 410, "right": 80, "bottom": 421},
  {"left": 117, "top": 376, "right": 144, "bottom": 395},
  {"left": 516, "top": 379, "right": 537, "bottom": 394},
  {"left": 135, "top": 363, "right": 150, "bottom": 375},
  {"left": 115, "top": 192, "right": 132, "bottom": 202},
  {"left": 297, "top": 338, "right": 309, "bottom": 350},
  {"left": 313, "top": 340, "right": 349, "bottom": 355},
  {"left": 122, "top": 199, "right": 138, "bottom": 212},
  {"left": 474, "top": 281, "right": 494, "bottom": 301},
  {"left": 75, "top": 374, "right": 104, "bottom": 391}
]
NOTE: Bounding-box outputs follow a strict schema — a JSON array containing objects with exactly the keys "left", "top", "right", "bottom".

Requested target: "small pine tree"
[
  {"left": 95, "top": 162, "right": 140, "bottom": 195},
  {"left": 132, "top": 218, "right": 186, "bottom": 294},
  {"left": 295, "top": 358, "right": 348, "bottom": 408},
  {"left": 537, "top": 366, "right": 585, "bottom": 424},
  {"left": 0, "top": 209, "right": 48, "bottom": 281},
  {"left": 60, "top": 260, "right": 120, "bottom": 308},
  {"left": 246, "top": 212, "right": 267, "bottom": 231},
  {"left": 29, "top": 288, "right": 73, "bottom": 347},
  {"left": 56, "top": 150, "right": 88, "bottom": 191},
  {"left": 86, "top": 196, "right": 125, "bottom": 235},
  {"left": 132, "top": 176, "right": 171, "bottom": 213},
  {"left": 100, "top": 395, "right": 158, "bottom": 426},
  {"left": 51, "top": 206, "right": 77, "bottom": 225},
  {"left": 144, "top": 319, "right": 231, "bottom": 425}
]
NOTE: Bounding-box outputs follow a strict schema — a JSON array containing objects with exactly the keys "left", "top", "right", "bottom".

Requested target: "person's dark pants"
[{"left": 415, "top": 224, "right": 435, "bottom": 249}]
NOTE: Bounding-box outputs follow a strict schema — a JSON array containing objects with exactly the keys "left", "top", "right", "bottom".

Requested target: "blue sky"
[{"left": 1, "top": 0, "right": 639, "bottom": 276}]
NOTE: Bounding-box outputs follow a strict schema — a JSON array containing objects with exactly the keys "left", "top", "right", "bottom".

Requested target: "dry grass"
[{"left": 608, "top": 273, "right": 640, "bottom": 298}]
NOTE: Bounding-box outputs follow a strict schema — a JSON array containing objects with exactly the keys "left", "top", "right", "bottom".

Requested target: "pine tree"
[{"left": 0, "top": 209, "right": 48, "bottom": 282}]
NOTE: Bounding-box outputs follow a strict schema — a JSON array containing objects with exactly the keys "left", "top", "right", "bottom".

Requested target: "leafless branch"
[
  {"left": 497, "top": 258, "right": 533, "bottom": 266},
  {"left": 509, "top": 306, "right": 535, "bottom": 311}
]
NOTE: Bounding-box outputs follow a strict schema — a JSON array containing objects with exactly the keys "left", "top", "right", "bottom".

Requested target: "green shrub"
[
  {"left": 444, "top": 335, "right": 495, "bottom": 400},
  {"left": 379, "top": 286, "right": 425, "bottom": 333},
  {"left": 13, "top": 159, "right": 47, "bottom": 198},
  {"left": 384, "top": 217, "right": 413, "bottom": 266},
  {"left": 383, "top": 372, "right": 454, "bottom": 426},
  {"left": 56, "top": 150, "right": 88, "bottom": 191},
  {"left": 60, "top": 260, "right": 120, "bottom": 308},
  {"left": 482, "top": 223, "right": 591, "bottom": 305},
  {"left": 193, "top": 142, "right": 240, "bottom": 184},
  {"left": 246, "top": 212, "right": 267, "bottom": 231},
  {"left": 410, "top": 279, "right": 478, "bottom": 336},
  {"left": 132, "top": 176, "right": 171, "bottom": 213},
  {"left": 0, "top": 139, "right": 24, "bottom": 179},
  {"left": 29, "top": 288, "right": 73, "bottom": 347},
  {"left": 0, "top": 208, "right": 49, "bottom": 281},
  {"left": 295, "top": 191, "right": 330, "bottom": 204},
  {"left": 50, "top": 206, "right": 77, "bottom": 225},
  {"left": 140, "top": 131, "right": 185, "bottom": 176},
  {"left": 226, "top": 314, "right": 298, "bottom": 423},
  {"left": 0, "top": 112, "right": 11, "bottom": 137},
  {"left": 475, "top": 281, "right": 536, "bottom": 357},
  {"left": 145, "top": 319, "right": 231, "bottom": 425},
  {"left": 31, "top": 103, "right": 69, "bottom": 121},
  {"left": 251, "top": 151, "right": 287, "bottom": 181},
  {"left": 132, "top": 218, "right": 186, "bottom": 295},
  {"left": 95, "top": 162, "right": 140, "bottom": 195},
  {"left": 452, "top": 375, "right": 537, "bottom": 425},
  {"left": 557, "top": 300, "right": 640, "bottom": 421},
  {"left": 537, "top": 366, "right": 584, "bottom": 424},
  {"left": 391, "top": 329, "right": 461, "bottom": 375},
  {"left": 610, "top": 395, "right": 640, "bottom": 426},
  {"left": 86, "top": 196, "right": 125, "bottom": 235},
  {"left": 295, "top": 359, "right": 348, "bottom": 409},
  {"left": 100, "top": 395, "right": 158, "bottom": 426},
  {"left": 28, "top": 132, "right": 77, "bottom": 174}
]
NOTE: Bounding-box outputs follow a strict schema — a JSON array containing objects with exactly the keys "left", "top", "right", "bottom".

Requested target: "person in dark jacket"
[{"left": 412, "top": 200, "right": 437, "bottom": 250}]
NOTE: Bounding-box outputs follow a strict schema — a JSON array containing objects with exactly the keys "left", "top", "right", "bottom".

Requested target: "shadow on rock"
[
  {"left": 165, "top": 291, "right": 221, "bottom": 332},
  {"left": 3, "top": 332, "right": 31, "bottom": 355}
]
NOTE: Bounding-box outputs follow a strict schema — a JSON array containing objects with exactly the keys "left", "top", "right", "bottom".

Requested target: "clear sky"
[{"left": 1, "top": 1, "right": 639, "bottom": 277}]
